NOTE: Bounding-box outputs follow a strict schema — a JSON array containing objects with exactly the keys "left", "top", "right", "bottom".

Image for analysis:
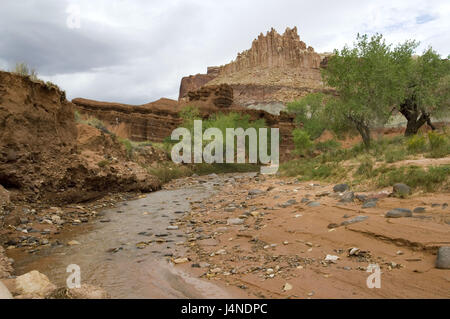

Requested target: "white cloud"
[{"left": 1, "top": 0, "right": 449, "bottom": 103}]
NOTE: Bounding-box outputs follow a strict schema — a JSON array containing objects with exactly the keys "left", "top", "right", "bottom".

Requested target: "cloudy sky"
[{"left": 0, "top": 0, "right": 449, "bottom": 104}]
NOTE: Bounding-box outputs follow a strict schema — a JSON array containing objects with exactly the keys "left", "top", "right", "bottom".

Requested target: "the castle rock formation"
[{"left": 179, "top": 27, "right": 328, "bottom": 113}]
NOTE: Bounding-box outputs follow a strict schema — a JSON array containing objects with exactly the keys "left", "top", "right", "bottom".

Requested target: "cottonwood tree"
[
  {"left": 322, "top": 33, "right": 418, "bottom": 147},
  {"left": 399, "top": 49, "right": 450, "bottom": 136}
]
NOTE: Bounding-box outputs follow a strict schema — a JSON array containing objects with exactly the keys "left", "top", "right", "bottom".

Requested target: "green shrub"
[
  {"left": 428, "top": 131, "right": 449, "bottom": 158},
  {"left": 377, "top": 165, "right": 449, "bottom": 192},
  {"left": 314, "top": 139, "right": 341, "bottom": 153},
  {"left": 406, "top": 134, "right": 427, "bottom": 154},
  {"left": 287, "top": 93, "right": 328, "bottom": 139},
  {"left": 384, "top": 149, "right": 406, "bottom": 163},
  {"left": 355, "top": 157, "right": 375, "bottom": 177},
  {"left": 292, "top": 129, "right": 313, "bottom": 156}
]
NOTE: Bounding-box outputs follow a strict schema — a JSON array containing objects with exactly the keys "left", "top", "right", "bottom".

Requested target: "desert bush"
[
  {"left": 427, "top": 131, "right": 449, "bottom": 158},
  {"left": 355, "top": 157, "right": 375, "bottom": 177},
  {"left": 12, "top": 62, "right": 37, "bottom": 79},
  {"left": 314, "top": 139, "right": 341, "bottom": 153},
  {"left": 377, "top": 165, "right": 449, "bottom": 192},
  {"left": 384, "top": 149, "right": 406, "bottom": 163},
  {"left": 292, "top": 129, "right": 313, "bottom": 156},
  {"left": 287, "top": 93, "right": 328, "bottom": 139},
  {"left": 406, "top": 134, "right": 427, "bottom": 154}
]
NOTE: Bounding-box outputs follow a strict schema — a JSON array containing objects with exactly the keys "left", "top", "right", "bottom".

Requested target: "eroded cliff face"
[
  {"left": 179, "top": 27, "right": 328, "bottom": 113},
  {"left": 72, "top": 98, "right": 183, "bottom": 142},
  {"left": 0, "top": 71, "right": 161, "bottom": 204}
]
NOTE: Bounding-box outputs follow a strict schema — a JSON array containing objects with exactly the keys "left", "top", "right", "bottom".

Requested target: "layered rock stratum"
[{"left": 179, "top": 27, "right": 331, "bottom": 114}]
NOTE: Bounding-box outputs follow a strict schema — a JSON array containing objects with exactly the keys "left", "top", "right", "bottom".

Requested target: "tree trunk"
[
  {"left": 399, "top": 95, "right": 434, "bottom": 136},
  {"left": 355, "top": 122, "right": 371, "bottom": 148},
  {"left": 404, "top": 115, "right": 427, "bottom": 136}
]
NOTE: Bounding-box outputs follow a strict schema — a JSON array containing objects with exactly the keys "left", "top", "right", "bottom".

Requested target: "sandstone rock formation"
[
  {"left": 220, "top": 27, "right": 321, "bottom": 73},
  {"left": 179, "top": 27, "right": 330, "bottom": 114},
  {"left": 179, "top": 67, "right": 220, "bottom": 103},
  {"left": 187, "top": 84, "right": 233, "bottom": 108}
]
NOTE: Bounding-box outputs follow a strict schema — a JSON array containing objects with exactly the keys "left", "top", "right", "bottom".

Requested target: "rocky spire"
[{"left": 219, "top": 26, "right": 321, "bottom": 74}]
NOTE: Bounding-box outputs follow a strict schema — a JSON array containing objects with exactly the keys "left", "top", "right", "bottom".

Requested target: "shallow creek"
[{"left": 9, "top": 178, "right": 233, "bottom": 298}]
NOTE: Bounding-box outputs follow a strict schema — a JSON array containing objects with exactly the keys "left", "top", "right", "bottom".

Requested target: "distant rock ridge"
[{"left": 178, "top": 27, "right": 330, "bottom": 114}]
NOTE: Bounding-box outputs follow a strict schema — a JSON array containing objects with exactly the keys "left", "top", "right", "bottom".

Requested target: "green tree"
[
  {"left": 287, "top": 93, "right": 328, "bottom": 139},
  {"left": 322, "top": 33, "right": 418, "bottom": 148},
  {"left": 399, "top": 48, "right": 450, "bottom": 136}
]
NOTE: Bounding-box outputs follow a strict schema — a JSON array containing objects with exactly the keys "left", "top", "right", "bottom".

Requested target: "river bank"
[{"left": 1, "top": 171, "right": 449, "bottom": 298}]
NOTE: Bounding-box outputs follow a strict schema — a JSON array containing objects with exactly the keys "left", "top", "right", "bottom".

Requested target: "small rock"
[
  {"left": 324, "top": 255, "right": 339, "bottom": 263},
  {"left": 349, "top": 247, "right": 360, "bottom": 256},
  {"left": 339, "top": 191, "right": 354, "bottom": 203},
  {"left": 281, "top": 199, "right": 297, "bottom": 208},
  {"left": 248, "top": 189, "right": 264, "bottom": 196},
  {"left": 340, "top": 215, "right": 368, "bottom": 226},
  {"left": 362, "top": 201, "right": 377, "bottom": 208},
  {"left": 56, "top": 284, "right": 109, "bottom": 299},
  {"left": 385, "top": 208, "right": 412, "bottom": 218},
  {"left": 173, "top": 257, "right": 189, "bottom": 264},
  {"left": 15, "top": 270, "right": 57, "bottom": 298},
  {"left": 283, "top": 283, "right": 293, "bottom": 291},
  {"left": 333, "top": 184, "right": 349, "bottom": 193},
  {"left": 392, "top": 183, "right": 411, "bottom": 197},
  {"left": 413, "top": 207, "right": 426, "bottom": 213},
  {"left": 227, "top": 218, "right": 244, "bottom": 225},
  {"left": 67, "top": 240, "right": 80, "bottom": 246},
  {"left": 0, "top": 281, "right": 13, "bottom": 299},
  {"left": 210, "top": 268, "right": 222, "bottom": 274},
  {"left": 166, "top": 225, "right": 179, "bottom": 230},
  {"left": 307, "top": 201, "right": 320, "bottom": 207},
  {"left": 435, "top": 247, "right": 450, "bottom": 269}
]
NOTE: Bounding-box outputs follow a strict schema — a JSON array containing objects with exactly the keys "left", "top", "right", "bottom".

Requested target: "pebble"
[
  {"left": 167, "top": 225, "right": 179, "bottom": 230},
  {"left": 392, "top": 183, "right": 411, "bottom": 197},
  {"left": 173, "top": 257, "right": 189, "bottom": 264},
  {"left": 307, "top": 201, "right": 320, "bottom": 207},
  {"left": 413, "top": 207, "right": 426, "bottom": 213},
  {"left": 227, "top": 218, "right": 244, "bottom": 225},
  {"left": 340, "top": 215, "right": 368, "bottom": 226},
  {"left": 248, "top": 189, "right": 264, "bottom": 196},
  {"left": 283, "top": 283, "right": 293, "bottom": 291},
  {"left": 333, "top": 184, "right": 349, "bottom": 193},
  {"left": 385, "top": 208, "right": 412, "bottom": 218},
  {"left": 362, "top": 201, "right": 377, "bottom": 208},
  {"left": 68, "top": 240, "right": 80, "bottom": 246},
  {"left": 435, "top": 247, "right": 450, "bottom": 269}
]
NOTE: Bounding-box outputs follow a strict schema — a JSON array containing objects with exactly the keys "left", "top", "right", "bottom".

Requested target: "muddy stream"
[{"left": 8, "top": 175, "right": 236, "bottom": 298}]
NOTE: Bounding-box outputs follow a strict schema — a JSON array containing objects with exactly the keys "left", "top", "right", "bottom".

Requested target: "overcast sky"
[{"left": 0, "top": 0, "right": 449, "bottom": 104}]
